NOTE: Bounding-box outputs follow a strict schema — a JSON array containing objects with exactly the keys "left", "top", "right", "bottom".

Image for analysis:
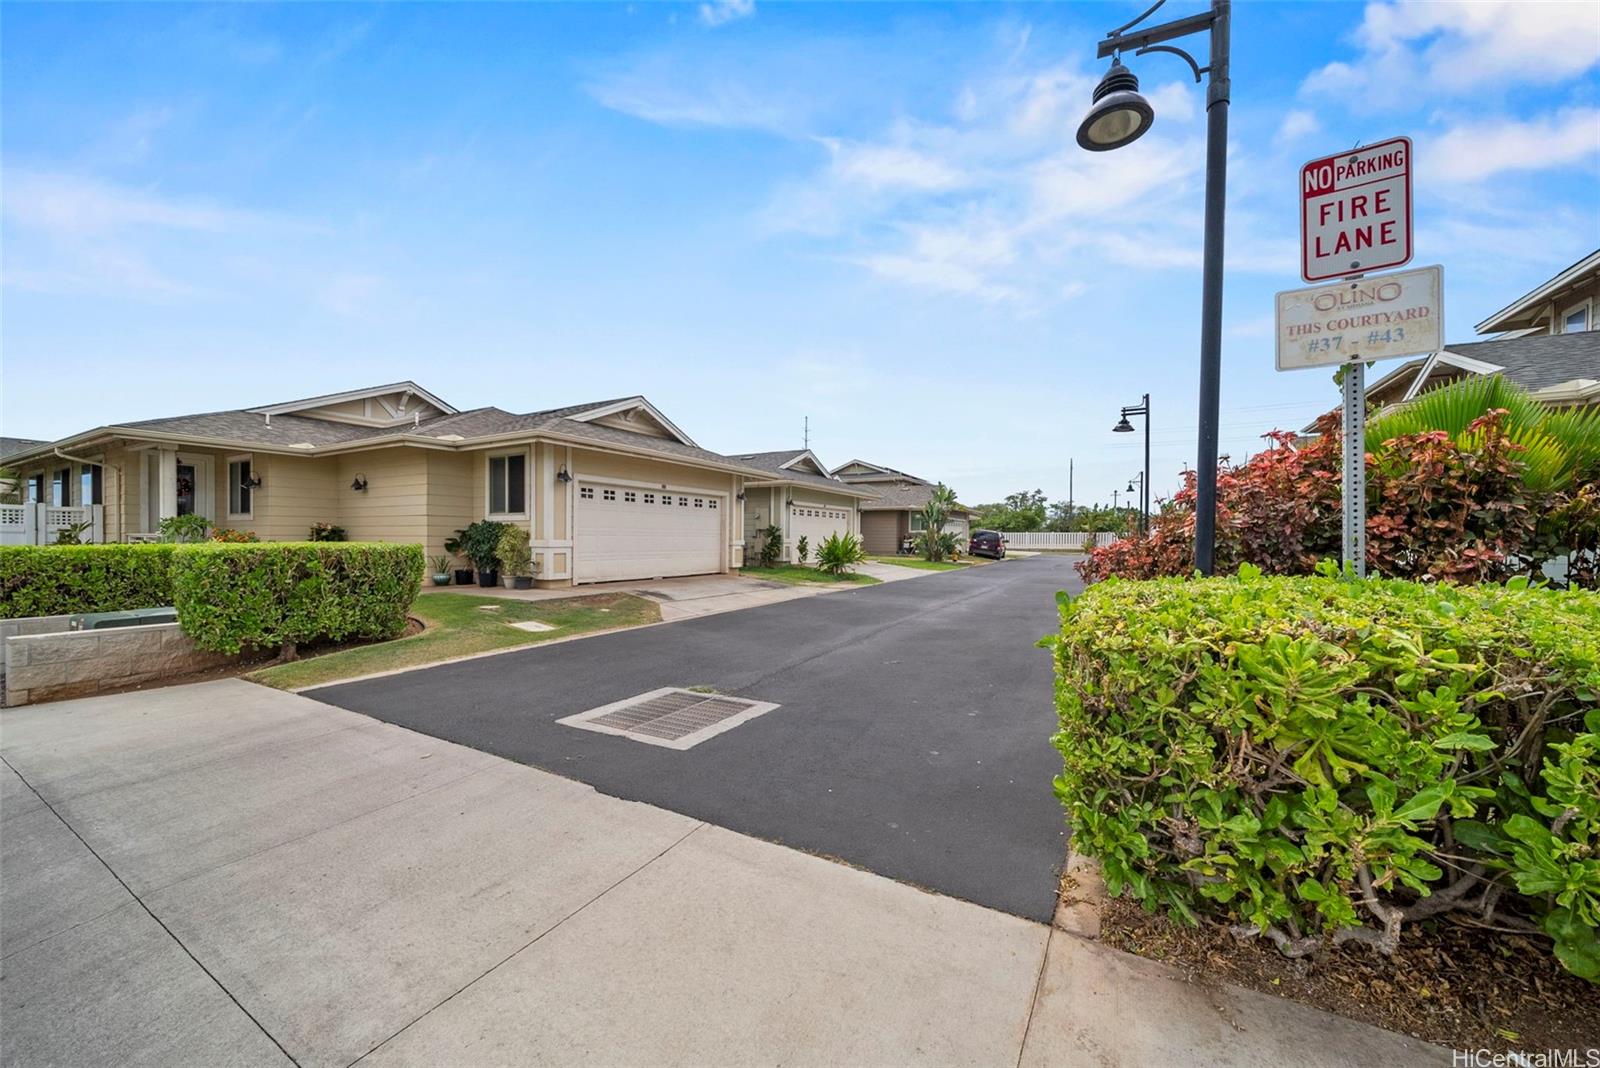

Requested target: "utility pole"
[
  {"left": 1068, "top": 458, "right": 1074, "bottom": 527},
  {"left": 803, "top": 416, "right": 809, "bottom": 450}
]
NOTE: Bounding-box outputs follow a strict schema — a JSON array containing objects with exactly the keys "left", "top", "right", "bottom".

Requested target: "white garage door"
[
  {"left": 791, "top": 502, "right": 852, "bottom": 558},
  {"left": 574, "top": 483, "right": 723, "bottom": 584}
]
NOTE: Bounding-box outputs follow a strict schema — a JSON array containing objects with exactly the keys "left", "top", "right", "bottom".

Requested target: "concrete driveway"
[
  {"left": 0, "top": 680, "right": 1449, "bottom": 1066},
  {"left": 312, "top": 554, "right": 1082, "bottom": 921}
]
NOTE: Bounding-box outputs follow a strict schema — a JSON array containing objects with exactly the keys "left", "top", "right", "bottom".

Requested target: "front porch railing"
[{"left": 0, "top": 504, "right": 106, "bottom": 545}]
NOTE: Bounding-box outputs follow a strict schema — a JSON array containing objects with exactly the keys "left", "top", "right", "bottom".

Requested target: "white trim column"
[{"left": 157, "top": 448, "right": 178, "bottom": 522}]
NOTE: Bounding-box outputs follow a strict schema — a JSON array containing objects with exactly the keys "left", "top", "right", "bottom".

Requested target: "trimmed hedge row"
[
  {"left": 0, "top": 544, "right": 176, "bottom": 618},
  {"left": 1044, "top": 566, "right": 1600, "bottom": 981},
  {"left": 171, "top": 543, "right": 424, "bottom": 655}
]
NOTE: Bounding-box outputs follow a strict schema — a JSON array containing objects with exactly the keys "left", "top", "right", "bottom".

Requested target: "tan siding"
[
  {"left": 425, "top": 451, "right": 474, "bottom": 557},
  {"left": 256, "top": 455, "right": 339, "bottom": 541},
  {"left": 337, "top": 451, "right": 428, "bottom": 543},
  {"left": 588, "top": 411, "right": 673, "bottom": 439}
]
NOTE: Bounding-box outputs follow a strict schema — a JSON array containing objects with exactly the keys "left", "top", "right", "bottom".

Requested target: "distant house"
[
  {"left": 1311, "top": 250, "right": 1600, "bottom": 423},
  {"left": 829, "top": 460, "right": 975, "bottom": 554},
  {"left": 727, "top": 449, "right": 878, "bottom": 564}
]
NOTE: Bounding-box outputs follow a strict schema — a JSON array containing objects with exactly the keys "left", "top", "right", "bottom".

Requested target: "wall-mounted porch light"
[
  {"left": 556, "top": 467, "right": 573, "bottom": 483},
  {"left": 350, "top": 474, "right": 368, "bottom": 492}
]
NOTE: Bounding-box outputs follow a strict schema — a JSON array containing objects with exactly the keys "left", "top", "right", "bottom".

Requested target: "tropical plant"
[
  {"left": 430, "top": 554, "right": 451, "bottom": 574},
  {"left": 1045, "top": 567, "right": 1600, "bottom": 981},
  {"left": 1368, "top": 375, "right": 1600, "bottom": 492},
  {"left": 815, "top": 531, "right": 867, "bottom": 575},
  {"left": 974, "top": 489, "right": 1047, "bottom": 532},
  {"left": 53, "top": 520, "right": 94, "bottom": 545},
  {"left": 495, "top": 525, "right": 534, "bottom": 578},
  {"left": 757, "top": 524, "right": 783, "bottom": 568},
  {"left": 457, "top": 520, "right": 510, "bottom": 573},
  {"left": 917, "top": 483, "right": 958, "bottom": 561},
  {"left": 796, "top": 535, "right": 809, "bottom": 565},
  {"left": 158, "top": 514, "right": 211, "bottom": 543},
  {"left": 308, "top": 522, "right": 347, "bottom": 542}
]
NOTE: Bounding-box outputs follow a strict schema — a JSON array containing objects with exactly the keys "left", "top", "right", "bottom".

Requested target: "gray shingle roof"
[
  {"left": 115, "top": 409, "right": 390, "bottom": 447},
  {"left": 858, "top": 481, "right": 973, "bottom": 515},
  {"left": 728, "top": 449, "right": 879, "bottom": 497},
  {"left": 832, "top": 460, "right": 929, "bottom": 484},
  {"left": 0, "top": 438, "right": 46, "bottom": 463},
  {"left": 1445, "top": 332, "right": 1600, "bottom": 392}
]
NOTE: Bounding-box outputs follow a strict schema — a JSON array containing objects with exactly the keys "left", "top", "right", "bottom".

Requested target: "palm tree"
[
  {"left": 916, "top": 483, "right": 959, "bottom": 561},
  {"left": 1366, "top": 375, "right": 1600, "bottom": 492}
]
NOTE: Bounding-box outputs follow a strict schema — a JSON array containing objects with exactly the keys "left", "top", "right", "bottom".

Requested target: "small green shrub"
[
  {"left": 1044, "top": 567, "right": 1600, "bottom": 981},
  {"left": 797, "top": 535, "right": 809, "bottom": 565},
  {"left": 170, "top": 543, "right": 424, "bottom": 657},
  {"left": 308, "top": 522, "right": 347, "bottom": 542},
  {"left": 159, "top": 514, "right": 210, "bottom": 543},
  {"left": 495, "top": 526, "right": 534, "bottom": 578},
  {"left": 0, "top": 544, "right": 176, "bottom": 618},
  {"left": 758, "top": 524, "right": 783, "bottom": 568},
  {"left": 815, "top": 532, "right": 866, "bottom": 575}
]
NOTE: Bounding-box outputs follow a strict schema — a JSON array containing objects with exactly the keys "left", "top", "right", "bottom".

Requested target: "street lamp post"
[
  {"left": 1112, "top": 393, "right": 1151, "bottom": 534},
  {"left": 1078, "top": 0, "right": 1230, "bottom": 575}
]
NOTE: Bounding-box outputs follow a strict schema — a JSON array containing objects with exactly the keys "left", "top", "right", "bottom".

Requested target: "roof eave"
[{"left": 1474, "top": 249, "right": 1600, "bottom": 334}]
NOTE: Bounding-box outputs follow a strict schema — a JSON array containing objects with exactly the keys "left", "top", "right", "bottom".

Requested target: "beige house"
[
  {"left": 729, "top": 450, "right": 878, "bottom": 564},
  {"left": 1, "top": 383, "right": 784, "bottom": 587},
  {"left": 830, "top": 460, "right": 974, "bottom": 555}
]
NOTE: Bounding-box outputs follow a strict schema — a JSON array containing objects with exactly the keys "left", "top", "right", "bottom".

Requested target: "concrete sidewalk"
[{"left": 0, "top": 681, "right": 1449, "bottom": 1067}]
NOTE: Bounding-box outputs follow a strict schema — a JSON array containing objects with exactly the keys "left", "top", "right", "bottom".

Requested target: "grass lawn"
[
  {"left": 867, "top": 555, "right": 968, "bottom": 571},
  {"left": 250, "top": 591, "right": 660, "bottom": 690},
  {"left": 744, "top": 564, "right": 880, "bottom": 586}
]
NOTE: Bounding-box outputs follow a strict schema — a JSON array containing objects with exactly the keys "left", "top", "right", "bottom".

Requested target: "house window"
[
  {"left": 80, "top": 464, "right": 103, "bottom": 507},
  {"left": 909, "top": 514, "right": 927, "bottom": 532},
  {"left": 488, "top": 452, "right": 527, "bottom": 515},
  {"left": 228, "top": 457, "right": 253, "bottom": 518},
  {"left": 1562, "top": 300, "right": 1591, "bottom": 334},
  {"left": 51, "top": 467, "right": 70, "bottom": 506},
  {"left": 26, "top": 473, "right": 44, "bottom": 503}
]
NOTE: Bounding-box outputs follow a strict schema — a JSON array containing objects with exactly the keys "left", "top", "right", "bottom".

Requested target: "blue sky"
[{"left": 4, "top": 1, "right": 1597, "bottom": 507}]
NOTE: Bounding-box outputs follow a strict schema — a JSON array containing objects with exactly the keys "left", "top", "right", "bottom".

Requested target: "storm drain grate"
[{"left": 557, "top": 688, "right": 780, "bottom": 750}]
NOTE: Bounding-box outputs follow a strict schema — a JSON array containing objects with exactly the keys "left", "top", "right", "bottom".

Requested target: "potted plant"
[
  {"left": 496, "top": 526, "right": 537, "bottom": 590},
  {"left": 458, "top": 520, "right": 506, "bottom": 587},
  {"left": 430, "top": 555, "right": 452, "bottom": 586},
  {"left": 444, "top": 531, "right": 475, "bottom": 585}
]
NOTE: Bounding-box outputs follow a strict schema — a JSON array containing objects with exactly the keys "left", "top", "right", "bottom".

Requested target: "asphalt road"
[{"left": 309, "top": 554, "right": 1084, "bottom": 921}]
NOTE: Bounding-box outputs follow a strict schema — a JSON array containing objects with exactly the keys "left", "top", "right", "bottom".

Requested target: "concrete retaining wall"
[{"left": 4, "top": 623, "right": 236, "bottom": 707}]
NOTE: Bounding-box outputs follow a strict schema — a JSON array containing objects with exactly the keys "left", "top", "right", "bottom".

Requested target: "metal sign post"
[{"left": 1341, "top": 362, "right": 1366, "bottom": 577}]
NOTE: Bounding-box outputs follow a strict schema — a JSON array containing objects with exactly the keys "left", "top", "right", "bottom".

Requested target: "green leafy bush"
[
  {"left": 757, "top": 524, "right": 783, "bottom": 568},
  {"left": 1044, "top": 567, "right": 1600, "bottom": 981},
  {"left": 170, "top": 543, "right": 424, "bottom": 657},
  {"left": 0, "top": 544, "right": 176, "bottom": 618},
  {"left": 815, "top": 532, "right": 867, "bottom": 575},
  {"left": 159, "top": 514, "right": 211, "bottom": 542},
  {"left": 308, "top": 522, "right": 347, "bottom": 542},
  {"left": 495, "top": 525, "right": 534, "bottom": 578},
  {"left": 796, "top": 535, "right": 809, "bottom": 565},
  {"left": 456, "top": 520, "right": 510, "bottom": 574}
]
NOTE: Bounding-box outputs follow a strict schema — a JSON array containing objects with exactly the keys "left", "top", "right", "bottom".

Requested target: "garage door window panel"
[{"left": 488, "top": 452, "right": 527, "bottom": 517}]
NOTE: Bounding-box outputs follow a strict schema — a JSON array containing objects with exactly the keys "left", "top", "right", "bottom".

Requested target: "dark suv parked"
[{"left": 969, "top": 529, "right": 1006, "bottom": 559}]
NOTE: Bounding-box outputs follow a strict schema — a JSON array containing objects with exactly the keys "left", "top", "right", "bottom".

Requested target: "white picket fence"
[
  {"left": 0, "top": 504, "right": 105, "bottom": 545},
  {"left": 991, "top": 530, "right": 1121, "bottom": 551}
]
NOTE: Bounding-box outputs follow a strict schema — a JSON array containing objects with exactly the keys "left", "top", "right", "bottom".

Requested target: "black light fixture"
[
  {"left": 736, "top": 491, "right": 746, "bottom": 501},
  {"left": 1079, "top": 0, "right": 1230, "bottom": 573},
  {"left": 350, "top": 474, "right": 368, "bottom": 492},
  {"left": 556, "top": 467, "right": 572, "bottom": 484},
  {"left": 1113, "top": 394, "right": 1152, "bottom": 534},
  {"left": 1076, "top": 59, "right": 1155, "bottom": 151},
  {"left": 241, "top": 472, "right": 263, "bottom": 489},
  {"left": 1112, "top": 415, "right": 1135, "bottom": 434}
]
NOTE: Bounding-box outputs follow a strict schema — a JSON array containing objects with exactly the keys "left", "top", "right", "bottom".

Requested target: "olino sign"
[{"left": 1276, "top": 134, "right": 1443, "bottom": 579}]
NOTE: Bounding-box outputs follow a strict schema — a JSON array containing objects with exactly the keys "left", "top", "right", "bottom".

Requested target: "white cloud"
[
  {"left": 697, "top": 0, "right": 753, "bottom": 28},
  {"left": 1304, "top": 0, "right": 1600, "bottom": 100},
  {"left": 1425, "top": 108, "right": 1600, "bottom": 183},
  {"left": 2, "top": 169, "right": 243, "bottom": 236},
  {"left": 1275, "top": 109, "right": 1319, "bottom": 145},
  {"left": 820, "top": 139, "right": 969, "bottom": 192}
]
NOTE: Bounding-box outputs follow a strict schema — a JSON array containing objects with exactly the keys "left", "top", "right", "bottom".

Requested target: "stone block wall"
[{"left": 4, "top": 623, "right": 236, "bottom": 707}]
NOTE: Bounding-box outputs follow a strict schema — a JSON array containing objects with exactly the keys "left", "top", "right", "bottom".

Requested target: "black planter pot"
[
  {"left": 453, "top": 569, "right": 474, "bottom": 586},
  {"left": 512, "top": 576, "right": 533, "bottom": 590},
  {"left": 477, "top": 569, "right": 499, "bottom": 588}
]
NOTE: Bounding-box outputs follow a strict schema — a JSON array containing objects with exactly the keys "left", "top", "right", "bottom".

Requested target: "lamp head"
[
  {"left": 1076, "top": 59, "right": 1154, "bottom": 152},
  {"left": 1112, "top": 415, "right": 1135, "bottom": 433}
]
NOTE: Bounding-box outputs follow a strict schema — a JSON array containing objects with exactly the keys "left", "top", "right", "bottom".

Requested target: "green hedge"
[
  {"left": 0, "top": 544, "right": 176, "bottom": 618},
  {"left": 1044, "top": 566, "right": 1600, "bottom": 981},
  {"left": 170, "top": 543, "right": 424, "bottom": 655}
]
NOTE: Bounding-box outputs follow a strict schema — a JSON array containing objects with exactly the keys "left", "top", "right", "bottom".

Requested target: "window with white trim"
[
  {"left": 51, "top": 466, "right": 70, "bottom": 506},
  {"left": 488, "top": 452, "right": 527, "bottom": 515},
  {"left": 228, "top": 456, "right": 253, "bottom": 518},
  {"left": 79, "top": 464, "right": 104, "bottom": 507},
  {"left": 1562, "top": 300, "right": 1591, "bottom": 334}
]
